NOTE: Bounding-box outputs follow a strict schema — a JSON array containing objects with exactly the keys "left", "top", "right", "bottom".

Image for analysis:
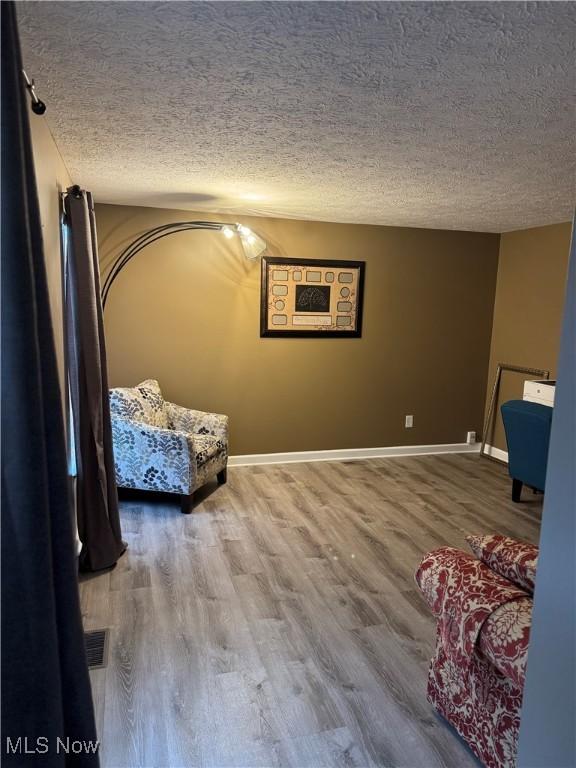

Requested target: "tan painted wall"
[
  {"left": 484, "top": 222, "right": 572, "bottom": 452},
  {"left": 29, "top": 114, "right": 72, "bottom": 391},
  {"left": 96, "top": 204, "right": 499, "bottom": 455}
]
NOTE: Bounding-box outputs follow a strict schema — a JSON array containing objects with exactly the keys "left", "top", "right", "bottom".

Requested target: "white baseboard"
[
  {"left": 229, "top": 442, "right": 481, "bottom": 468},
  {"left": 483, "top": 444, "right": 509, "bottom": 463}
]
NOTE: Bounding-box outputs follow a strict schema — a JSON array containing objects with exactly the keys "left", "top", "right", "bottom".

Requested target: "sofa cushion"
[
  {"left": 478, "top": 596, "right": 532, "bottom": 689},
  {"left": 466, "top": 534, "right": 538, "bottom": 594},
  {"left": 109, "top": 379, "right": 169, "bottom": 430}
]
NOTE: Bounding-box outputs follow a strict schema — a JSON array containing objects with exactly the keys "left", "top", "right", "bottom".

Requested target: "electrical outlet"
[
  {"left": 405, "top": 415, "right": 414, "bottom": 428},
  {"left": 467, "top": 431, "right": 477, "bottom": 444}
]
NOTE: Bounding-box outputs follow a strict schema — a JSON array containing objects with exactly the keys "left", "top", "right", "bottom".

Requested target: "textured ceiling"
[{"left": 19, "top": 1, "right": 576, "bottom": 232}]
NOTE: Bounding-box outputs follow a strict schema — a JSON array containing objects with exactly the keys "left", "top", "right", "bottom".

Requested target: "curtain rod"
[{"left": 22, "top": 70, "right": 46, "bottom": 115}]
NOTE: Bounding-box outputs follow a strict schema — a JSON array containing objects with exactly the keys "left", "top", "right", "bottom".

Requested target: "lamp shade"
[{"left": 236, "top": 224, "right": 267, "bottom": 260}]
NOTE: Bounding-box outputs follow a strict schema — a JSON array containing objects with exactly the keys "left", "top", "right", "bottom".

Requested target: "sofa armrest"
[
  {"left": 111, "top": 416, "right": 193, "bottom": 494},
  {"left": 165, "top": 402, "right": 229, "bottom": 440},
  {"left": 415, "top": 546, "right": 529, "bottom": 670},
  {"left": 415, "top": 546, "right": 526, "bottom": 617},
  {"left": 415, "top": 547, "right": 478, "bottom": 617}
]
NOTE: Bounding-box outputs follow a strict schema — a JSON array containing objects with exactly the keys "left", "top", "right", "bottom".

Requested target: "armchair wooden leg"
[
  {"left": 180, "top": 494, "right": 194, "bottom": 514},
  {"left": 512, "top": 479, "right": 523, "bottom": 503},
  {"left": 217, "top": 468, "right": 227, "bottom": 485}
]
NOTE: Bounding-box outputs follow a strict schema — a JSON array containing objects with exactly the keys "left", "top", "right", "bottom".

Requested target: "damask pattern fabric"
[
  {"left": 415, "top": 547, "right": 527, "bottom": 669},
  {"left": 466, "top": 534, "right": 538, "bottom": 594},
  {"left": 428, "top": 633, "right": 523, "bottom": 768},
  {"left": 109, "top": 380, "right": 228, "bottom": 496},
  {"left": 415, "top": 545, "right": 534, "bottom": 768},
  {"left": 479, "top": 597, "right": 532, "bottom": 689}
]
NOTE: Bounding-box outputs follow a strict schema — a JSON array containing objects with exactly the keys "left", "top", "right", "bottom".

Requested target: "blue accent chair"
[{"left": 501, "top": 400, "right": 553, "bottom": 502}]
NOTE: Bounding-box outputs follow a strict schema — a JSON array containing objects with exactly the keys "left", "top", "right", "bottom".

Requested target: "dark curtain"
[
  {"left": 64, "top": 189, "right": 125, "bottom": 572},
  {"left": 1, "top": 3, "right": 99, "bottom": 765}
]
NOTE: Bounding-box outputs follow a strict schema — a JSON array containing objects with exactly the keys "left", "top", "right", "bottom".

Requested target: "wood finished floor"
[{"left": 80, "top": 454, "right": 542, "bottom": 768}]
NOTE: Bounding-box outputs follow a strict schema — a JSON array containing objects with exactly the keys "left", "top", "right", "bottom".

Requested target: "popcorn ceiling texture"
[{"left": 19, "top": 1, "right": 575, "bottom": 232}]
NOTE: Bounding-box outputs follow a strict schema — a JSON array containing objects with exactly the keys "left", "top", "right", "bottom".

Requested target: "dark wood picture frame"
[{"left": 260, "top": 257, "right": 366, "bottom": 338}]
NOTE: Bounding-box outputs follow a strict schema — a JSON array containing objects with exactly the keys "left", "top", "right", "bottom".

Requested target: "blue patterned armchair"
[{"left": 109, "top": 379, "right": 228, "bottom": 512}]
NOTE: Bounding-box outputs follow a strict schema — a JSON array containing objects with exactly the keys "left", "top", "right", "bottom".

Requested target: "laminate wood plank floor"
[{"left": 80, "top": 454, "right": 542, "bottom": 768}]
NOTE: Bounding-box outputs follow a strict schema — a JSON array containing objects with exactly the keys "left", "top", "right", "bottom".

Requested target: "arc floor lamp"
[{"left": 101, "top": 220, "right": 267, "bottom": 309}]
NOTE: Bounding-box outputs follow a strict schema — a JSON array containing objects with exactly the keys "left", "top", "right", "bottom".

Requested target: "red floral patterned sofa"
[{"left": 415, "top": 535, "right": 538, "bottom": 768}]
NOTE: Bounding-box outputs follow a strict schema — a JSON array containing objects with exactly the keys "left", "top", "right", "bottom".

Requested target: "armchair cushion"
[
  {"left": 110, "top": 379, "right": 169, "bottom": 430},
  {"left": 466, "top": 534, "right": 538, "bottom": 594}
]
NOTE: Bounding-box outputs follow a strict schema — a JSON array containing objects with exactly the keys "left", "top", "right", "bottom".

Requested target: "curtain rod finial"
[{"left": 22, "top": 69, "right": 47, "bottom": 114}]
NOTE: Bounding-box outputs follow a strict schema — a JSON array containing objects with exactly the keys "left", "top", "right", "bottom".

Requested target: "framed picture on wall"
[{"left": 260, "top": 257, "right": 365, "bottom": 338}]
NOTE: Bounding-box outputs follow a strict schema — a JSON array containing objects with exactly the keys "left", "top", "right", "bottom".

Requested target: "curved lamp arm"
[{"left": 101, "top": 221, "right": 266, "bottom": 309}]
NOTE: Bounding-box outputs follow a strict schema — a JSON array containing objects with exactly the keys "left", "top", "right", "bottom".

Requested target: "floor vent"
[{"left": 84, "top": 629, "right": 109, "bottom": 670}]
